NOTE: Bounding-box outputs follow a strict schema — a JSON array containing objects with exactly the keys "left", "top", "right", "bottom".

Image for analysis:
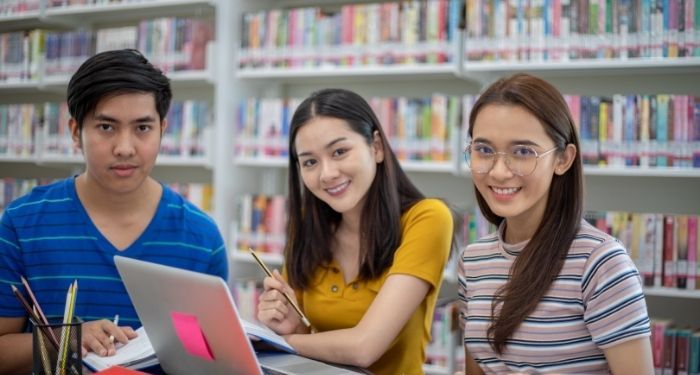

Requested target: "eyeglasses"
[{"left": 464, "top": 142, "right": 558, "bottom": 177}]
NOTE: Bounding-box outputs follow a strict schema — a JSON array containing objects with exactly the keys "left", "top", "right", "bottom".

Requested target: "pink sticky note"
[{"left": 170, "top": 311, "right": 215, "bottom": 361}]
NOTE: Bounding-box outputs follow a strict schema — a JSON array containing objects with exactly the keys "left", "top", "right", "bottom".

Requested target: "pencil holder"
[{"left": 31, "top": 317, "right": 82, "bottom": 375}]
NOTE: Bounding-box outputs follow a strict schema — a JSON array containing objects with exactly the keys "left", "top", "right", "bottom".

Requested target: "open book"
[
  {"left": 83, "top": 327, "right": 158, "bottom": 372},
  {"left": 82, "top": 320, "right": 294, "bottom": 371}
]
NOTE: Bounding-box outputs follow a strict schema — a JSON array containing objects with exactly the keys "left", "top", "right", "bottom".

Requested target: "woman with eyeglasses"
[
  {"left": 256, "top": 88, "right": 455, "bottom": 374},
  {"left": 458, "top": 74, "right": 653, "bottom": 375}
]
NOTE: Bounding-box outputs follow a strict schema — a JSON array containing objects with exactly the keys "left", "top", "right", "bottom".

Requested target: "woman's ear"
[
  {"left": 372, "top": 130, "right": 385, "bottom": 163},
  {"left": 554, "top": 143, "right": 577, "bottom": 175}
]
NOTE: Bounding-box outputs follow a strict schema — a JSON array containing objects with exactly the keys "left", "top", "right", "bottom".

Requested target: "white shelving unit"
[
  {"left": 226, "top": 2, "right": 700, "bottom": 373},
  {"left": 2, "top": 1, "right": 699, "bottom": 373}
]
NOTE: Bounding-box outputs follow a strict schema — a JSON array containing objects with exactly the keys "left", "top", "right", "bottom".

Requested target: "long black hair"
[{"left": 285, "top": 88, "right": 425, "bottom": 289}]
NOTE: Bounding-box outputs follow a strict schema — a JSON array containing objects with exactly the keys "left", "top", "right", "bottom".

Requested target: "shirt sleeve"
[
  {"left": 581, "top": 239, "right": 651, "bottom": 349},
  {"left": 0, "top": 210, "right": 25, "bottom": 317},
  {"left": 207, "top": 229, "right": 229, "bottom": 282},
  {"left": 457, "top": 246, "right": 467, "bottom": 331},
  {"left": 388, "top": 198, "right": 453, "bottom": 290}
]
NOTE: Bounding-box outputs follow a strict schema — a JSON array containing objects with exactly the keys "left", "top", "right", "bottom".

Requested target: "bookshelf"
[
  {"left": 228, "top": 0, "right": 700, "bottom": 373},
  {"left": 2, "top": 0, "right": 699, "bottom": 373},
  {"left": 0, "top": 0, "right": 218, "bottom": 207}
]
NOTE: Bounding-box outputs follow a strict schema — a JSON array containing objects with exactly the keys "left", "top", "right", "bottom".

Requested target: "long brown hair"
[
  {"left": 285, "top": 88, "right": 425, "bottom": 290},
  {"left": 467, "top": 74, "right": 584, "bottom": 354}
]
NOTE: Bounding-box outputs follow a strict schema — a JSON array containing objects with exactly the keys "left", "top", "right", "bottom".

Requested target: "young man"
[{"left": 0, "top": 49, "right": 228, "bottom": 374}]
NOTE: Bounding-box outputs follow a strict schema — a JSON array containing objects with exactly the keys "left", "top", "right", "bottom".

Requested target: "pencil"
[
  {"left": 10, "top": 285, "right": 60, "bottom": 350},
  {"left": 248, "top": 249, "right": 313, "bottom": 329},
  {"left": 108, "top": 314, "right": 119, "bottom": 344},
  {"left": 34, "top": 306, "right": 52, "bottom": 375},
  {"left": 20, "top": 277, "right": 59, "bottom": 345}
]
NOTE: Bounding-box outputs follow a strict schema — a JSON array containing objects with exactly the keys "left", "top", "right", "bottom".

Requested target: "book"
[
  {"left": 82, "top": 320, "right": 294, "bottom": 372},
  {"left": 678, "top": 328, "right": 692, "bottom": 375},
  {"left": 83, "top": 327, "right": 158, "bottom": 372},
  {"left": 93, "top": 366, "right": 148, "bottom": 375}
]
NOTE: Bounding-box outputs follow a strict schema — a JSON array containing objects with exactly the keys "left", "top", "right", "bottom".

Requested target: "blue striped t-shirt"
[{"left": 0, "top": 177, "right": 228, "bottom": 328}]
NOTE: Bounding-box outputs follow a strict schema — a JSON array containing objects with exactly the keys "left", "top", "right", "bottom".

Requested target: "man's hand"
[{"left": 81, "top": 319, "right": 137, "bottom": 356}]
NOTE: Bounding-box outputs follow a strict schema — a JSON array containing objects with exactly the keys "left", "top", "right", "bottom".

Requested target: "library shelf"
[
  {"left": 231, "top": 250, "right": 284, "bottom": 268},
  {"left": 234, "top": 156, "right": 287, "bottom": 168},
  {"left": 423, "top": 363, "right": 451, "bottom": 375},
  {"left": 0, "top": 154, "right": 37, "bottom": 163},
  {"left": 236, "top": 64, "right": 457, "bottom": 83},
  {"left": 455, "top": 165, "right": 700, "bottom": 179},
  {"left": 41, "top": 69, "right": 215, "bottom": 90},
  {"left": 0, "top": 81, "right": 43, "bottom": 94},
  {"left": 643, "top": 287, "right": 700, "bottom": 300},
  {"left": 0, "top": 154, "right": 211, "bottom": 169},
  {"left": 0, "top": 10, "right": 44, "bottom": 32},
  {"left": 457, "top": 57, "right": 700, "bottom": 86},
  {"left": 43, "top": 0, "right": 215, "bottom": 23},
  {"left": 234, "top": 156, "right": 458, "bottom": 174},
  {"left": 582, "top": 166, "right": 700, "bottom": 178},
  {"left": 0, "top": 70, "right": 214, "bottom": 97}
]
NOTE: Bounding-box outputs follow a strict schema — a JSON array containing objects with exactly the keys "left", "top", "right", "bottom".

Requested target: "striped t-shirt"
[
  {"left": 0, "top": 177, "right": 228, "bottom": 328},
  {"left": 458, "top": 219, "right": 650, "bottom": 374}
]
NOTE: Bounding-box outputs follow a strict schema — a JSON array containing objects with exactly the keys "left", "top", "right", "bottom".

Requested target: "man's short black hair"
[{"left": 67, "top": 49, "right": 172, "bottom": 130}]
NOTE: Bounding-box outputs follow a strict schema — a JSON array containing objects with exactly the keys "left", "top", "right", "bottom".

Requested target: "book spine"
[
  {"left": 664, "top": 327, "right": 678, "bottom": 375},
  {"left": 677, "top": 215, "right": 690, "bottom": 289},
  {"left": 653, "top": 320, "right": 668, "bottom": 375},
  {"left": 688, "top": 216, "right": 698, "bottom": 290},
  {"left": 663, "top": 215, "right": 676, "bottom": 287},
  {"left": 678, "top": 329, "right": 692, "bottom": 375}
]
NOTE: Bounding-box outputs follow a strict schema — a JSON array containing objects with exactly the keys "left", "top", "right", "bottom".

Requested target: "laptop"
[{"left": 114, "top": 255, "right": 367, "bottom": 375}]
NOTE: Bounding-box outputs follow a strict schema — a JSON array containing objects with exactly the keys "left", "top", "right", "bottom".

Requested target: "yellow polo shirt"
[{"left": 296, "top": 198, "right": 453, "bottom": 375}]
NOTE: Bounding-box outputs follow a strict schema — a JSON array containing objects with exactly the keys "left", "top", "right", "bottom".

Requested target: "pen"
[
  {"left": 109, "top": 314, "right": 120, "bottom": 344},
  {"left": 248, "top": 249, "right": 313, "bottom": 329}
]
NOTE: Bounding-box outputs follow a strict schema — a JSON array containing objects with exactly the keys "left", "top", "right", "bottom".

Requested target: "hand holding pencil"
[
  {"left": 81, "top": 317, "right": 137, "bottom": 357},
  {"left": 251, "top": 249, "right": 315, "bottom": 335}
]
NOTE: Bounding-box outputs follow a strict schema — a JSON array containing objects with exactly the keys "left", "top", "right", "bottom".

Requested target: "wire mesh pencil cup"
[{"left": 32, "top": 316, "right": 82, "bottom": 375}]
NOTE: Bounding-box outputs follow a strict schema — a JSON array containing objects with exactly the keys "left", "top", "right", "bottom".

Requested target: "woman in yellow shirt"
[{"left": 257, "top": 88, "right": 454, "bottom": 375}]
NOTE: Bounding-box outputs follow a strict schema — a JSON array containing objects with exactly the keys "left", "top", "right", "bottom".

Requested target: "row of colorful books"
[
  {"left": 462, "top": 94, "right": 700, "bottom": 168},
  {"left": 568, "top": 95, "right": 699, "bottom": 168},
  {"left": 0, "top": 17, "right": 212, "bottom": 82},
  {"left": 0, "top": 0, "right": 172, "bottom": 14},
  {"left": 0, "top": 0, "right": 39, "bottom": 15},
  {"left": 0, "top": 178, "right": 213, "bottom": 214},
  {"left": 236, "top": 95, "right": 459, "bottom": 162},
  {"left": 165, "top": 182, "right": 213, "bottom": 214},
  {"left": 239, "top": 0, "right": 461, "bottom": 69},
  {"left": 47, "top": 0, "right": 153, "bottom": 7},
  {"left": 238, "top": 0, "right": 700, "bottom": 69},
  {"left": 232, "top": 194, "right": 287, "bottom": 256},
  {"left": 237, "top": 94, "right": 700, "bottom": 168},
  {"left": 463, "top": 0, "right": 700, "bottom": 61},
  {"left": 0, "top": 100, "right": 212, "bottom": 158},
  {"left": 652, "top": 319, "right": 700, "bottom": 375},
  {"left": 586, "top": 211, "right": 700, "bottom": 290}
]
